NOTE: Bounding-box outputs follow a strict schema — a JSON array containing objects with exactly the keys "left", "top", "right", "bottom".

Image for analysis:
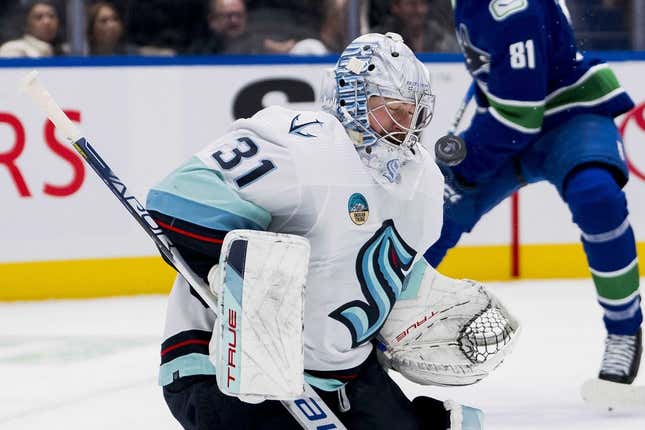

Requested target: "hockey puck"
[{"left": 434, "top": 134, "right": 467, "bottom": 166}]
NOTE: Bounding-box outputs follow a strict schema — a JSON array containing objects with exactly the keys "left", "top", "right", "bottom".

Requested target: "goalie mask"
[{"left": 321, "top": 32, "right": 435, "bottom": 183}]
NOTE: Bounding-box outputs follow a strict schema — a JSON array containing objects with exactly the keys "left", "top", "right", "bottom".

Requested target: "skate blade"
[{"left": 581, "top": 378, "right": 645, "bottom": 412}]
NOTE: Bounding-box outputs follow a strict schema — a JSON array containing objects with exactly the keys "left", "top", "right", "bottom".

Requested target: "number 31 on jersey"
[{"left": 212, "top": 136, "right": 276, "bottom": 188}]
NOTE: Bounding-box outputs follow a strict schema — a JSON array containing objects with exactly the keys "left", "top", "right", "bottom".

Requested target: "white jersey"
[{"left": 152, "top": 106, "right": 444, "bottom": 387}]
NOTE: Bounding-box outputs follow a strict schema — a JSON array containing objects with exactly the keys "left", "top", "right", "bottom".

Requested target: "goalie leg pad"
[{"left": 210, "top": 229, "right": 310, "bottom": 402}]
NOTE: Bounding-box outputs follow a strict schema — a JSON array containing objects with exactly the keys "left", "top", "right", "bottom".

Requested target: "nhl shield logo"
[{"left": 348, "top": 193, "right": 369, "bottom": 225}]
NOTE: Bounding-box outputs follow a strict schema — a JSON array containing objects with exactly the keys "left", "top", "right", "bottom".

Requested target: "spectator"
[
  {"left": 0, "top": 0, "right": 67, "bottom": 58},
  {"left": 0, "top": 1, "right": 17, "bottom": 43},
  {"left": 122, "top": 0, "right": 209, "bottom": 55},
  {"left": 211, "top": 0, "right": 248, "bottom": 39},
  {"left": 369, "top": 0, "right": 392, "bottom": 28},
  {"left": 191, "top": 0, "right": 257, "bottom": 54},
  {"left": 86, "top": 1, "right": 137, "bottom": 55},
  {"left": 372, "top": 0, "right": 459, "bottom": 53},
  {"left": 566, "top": 0, "right": 631, "bottom": 50},
  {"left": 263, "top": 0, "right": 347, "bottom": 55}
]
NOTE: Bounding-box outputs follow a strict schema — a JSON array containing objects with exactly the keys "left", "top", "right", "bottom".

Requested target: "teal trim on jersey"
[
  {"left": 399, "top": 259, "right": 428, "bottom": 301},
  {"left": 147, "top": 156, "right": 271, "bottom": 231},
  {"left": 147, "top": 189, "right": 267, "bottom": 231},
  {"left": 304, "top": 374, "right": 345, "bottom": 392},
  {"left": 545, "top": 65, "right": 624, "bottom": 115},
  {"left": 158, "top": 353, "right": 216, "bottom": 386}
]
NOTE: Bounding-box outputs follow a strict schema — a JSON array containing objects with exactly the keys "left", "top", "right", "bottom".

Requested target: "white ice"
[{"left": 1, "top": 278, "right": 644, "bottom": 429}]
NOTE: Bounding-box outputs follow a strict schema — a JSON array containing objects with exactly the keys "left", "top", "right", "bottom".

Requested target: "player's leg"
[
  {"left": 565, "top": 166, "right": 642, "bottom": 383},
  {"left": 424, "top": 162, "right": 524, "bottom": 267},
  {"left": 313, "top": 349, "right": 481, "bottom": 429},
  {"left": 163, "top": 375, "right": 303, "bottom": 430},
  {"left": 538, "top": 114, "right": 642, "bottom": 384},
  {"left": 424, "top": 216, "right": 467, "bottom": 267}
]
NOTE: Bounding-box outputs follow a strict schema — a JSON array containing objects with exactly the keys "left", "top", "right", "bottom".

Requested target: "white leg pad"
[{"left": 211, "top": 229, "right": 310, "bottom": 402}]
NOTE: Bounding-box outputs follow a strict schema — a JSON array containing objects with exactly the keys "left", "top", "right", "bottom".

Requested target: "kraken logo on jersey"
[
  {"left": 348, "top": 193, "right": 369, "bottom": 225},
  {"left": 330, "top": 220, "right": 416, "bottom": 347},
  {"left": 457, "top": 24, "right": 490, "bottom": 78}
]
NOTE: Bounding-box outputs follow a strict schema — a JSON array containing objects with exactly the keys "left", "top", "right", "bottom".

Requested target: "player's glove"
[
  {"left": 441, "top": 163, "right": 476, "bottom": 208},
  {"left": 438, "top": 163, "right": 482, "bottom": 234}
]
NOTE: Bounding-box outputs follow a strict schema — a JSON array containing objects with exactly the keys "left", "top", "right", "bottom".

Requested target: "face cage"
[{"left": 367, "top": 94, "right": 435, "bottom": 152}]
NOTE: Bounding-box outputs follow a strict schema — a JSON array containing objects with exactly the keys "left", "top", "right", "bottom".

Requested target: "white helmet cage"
[{"left": 321, "top": 32, "right": 435, "bottom": 159}]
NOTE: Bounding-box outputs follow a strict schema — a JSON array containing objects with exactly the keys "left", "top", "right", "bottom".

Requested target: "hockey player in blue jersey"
[{"left": 425, "top": 0, "right": 642, "bottom": 386}]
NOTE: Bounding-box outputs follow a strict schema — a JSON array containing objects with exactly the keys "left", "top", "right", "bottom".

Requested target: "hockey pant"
[{"left": 163, "top": 348, "right": 451, "bottom": 430}]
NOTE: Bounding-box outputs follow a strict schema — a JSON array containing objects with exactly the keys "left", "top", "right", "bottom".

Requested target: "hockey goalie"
[{"left": 146, "top": 32, "right": 521, "bottom": 430}]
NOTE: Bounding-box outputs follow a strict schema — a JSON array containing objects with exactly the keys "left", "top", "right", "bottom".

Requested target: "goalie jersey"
[
  {"left": 453, "top": 0, "right": 634, "bottom": 184},
  {"left": 148, "top": 106, "right": 444, "bottom": 390}
]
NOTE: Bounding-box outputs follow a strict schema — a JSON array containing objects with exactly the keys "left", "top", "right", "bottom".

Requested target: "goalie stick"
[{"left": 20, "top": 70, "right": 347, "bottom": 430}]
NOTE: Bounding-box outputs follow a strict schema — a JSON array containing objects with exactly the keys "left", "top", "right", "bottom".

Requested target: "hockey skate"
[
  {"left": 581, "top": 328, "right": 645, "bottom": 410},
  {"left": 599, "top": 328, "right": 642, "bottom": 384}
]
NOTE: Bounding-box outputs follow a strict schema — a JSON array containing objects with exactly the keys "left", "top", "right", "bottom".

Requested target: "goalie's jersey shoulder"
[
  {"left": 224, "top": 105, "right": 364, "bottom": 183},
  {"left": 147, "top": 105, "right": 366, "bottom": 244},
  {"left": 230, "top": 105, "right": 344, "bottom": 149},
  {"left": 189, "top": 106, "right": 367, "bottom": 231}
]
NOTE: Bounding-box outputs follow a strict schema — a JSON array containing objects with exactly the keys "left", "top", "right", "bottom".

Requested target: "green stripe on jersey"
[
  {"left": 545, "top": 66, "right": 623, "bottom": 115},
  {"left": 592, "top": 262, "right": 640, "bottom": 301},
  {"left": 486, "top": 98, "right": 545, "bottom": 131}
]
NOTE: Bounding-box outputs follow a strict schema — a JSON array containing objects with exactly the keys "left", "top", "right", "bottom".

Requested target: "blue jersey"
[{"left": 452, "top": 0, "right": 634, "bottom": 183}]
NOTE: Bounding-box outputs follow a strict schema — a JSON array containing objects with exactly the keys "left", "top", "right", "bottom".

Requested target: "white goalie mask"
[{"left": 321, "top": 32, "right": 435, "bottom": 182}]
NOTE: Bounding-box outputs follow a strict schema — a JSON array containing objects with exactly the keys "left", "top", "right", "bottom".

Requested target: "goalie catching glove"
[{"left": 378, "top": 260, "right": 520, "bottom": 386}]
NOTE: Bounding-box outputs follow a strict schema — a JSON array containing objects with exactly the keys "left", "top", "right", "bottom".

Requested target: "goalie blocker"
[
  {"left": 209, "top": 230, "right": 310, "bottom": 403},
  {"left": 378, "top": 260, "right": 521, "bottom": 386}
]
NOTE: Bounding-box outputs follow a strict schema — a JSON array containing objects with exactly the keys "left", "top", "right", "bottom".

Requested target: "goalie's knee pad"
[{"left": 378, "top": 260, "right": 520, "bottom": 386}]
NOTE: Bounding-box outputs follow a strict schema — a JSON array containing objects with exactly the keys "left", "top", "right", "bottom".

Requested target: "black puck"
[{"left": 434, "top": 134, "right": 467, "bottom": 166}]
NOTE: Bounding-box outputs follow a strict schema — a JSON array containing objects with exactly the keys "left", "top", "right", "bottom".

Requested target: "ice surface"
[{"left": 1, "top": 279, "right": 643, "bottom": 429}]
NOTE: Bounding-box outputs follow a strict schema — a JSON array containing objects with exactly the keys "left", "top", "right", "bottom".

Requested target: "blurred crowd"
[{"left": 0, "top": 0, "right": 640, "bottom": 58}]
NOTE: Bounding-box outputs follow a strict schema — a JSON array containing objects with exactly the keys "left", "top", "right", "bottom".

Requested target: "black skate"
[{"left": 598, "top": 328, "right": 642, "bottom": 384}]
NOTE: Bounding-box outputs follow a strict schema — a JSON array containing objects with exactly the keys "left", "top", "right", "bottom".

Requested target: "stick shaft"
[
  {"left": 448, "top": 81, "right": 475, "bottom": 135},
  {"left": 76, "top": 137, "right": 216, "bottom": 306},
  {"left": 20, "top": 71, "right": 216, "bottom": 308}
]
